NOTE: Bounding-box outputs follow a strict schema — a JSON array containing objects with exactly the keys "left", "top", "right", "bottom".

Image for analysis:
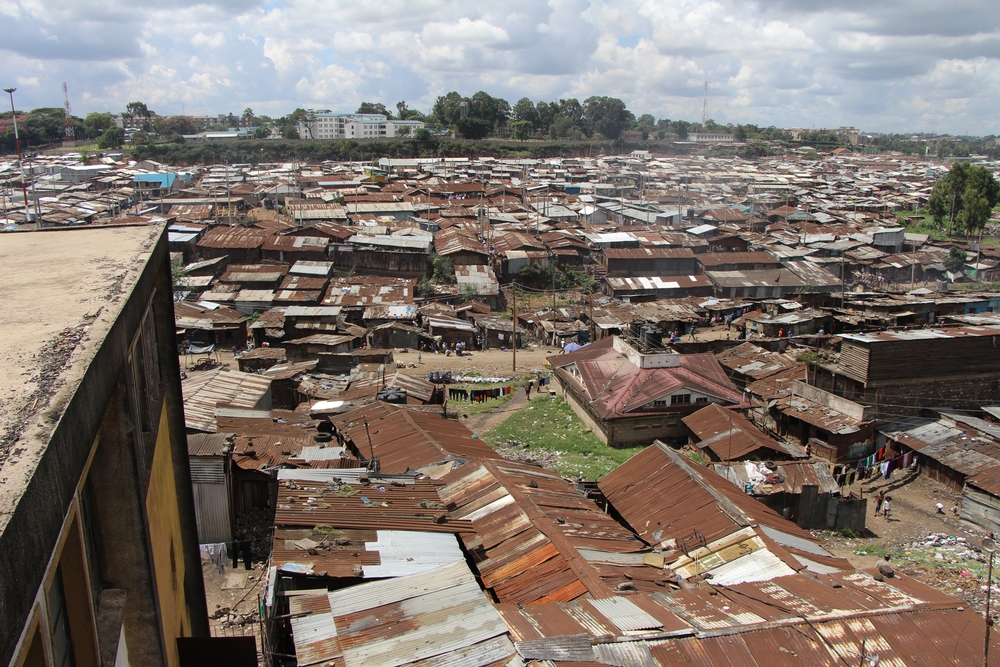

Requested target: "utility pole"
[
  {"left": 976, "top": 227, "right": 984, "bottom": 287},
  {"left": 589, "top": 291, "right": 595, "bottom": 343},
  {"left": 4, "top": 88, "right": 31, "bottom": 226},
  {"left": 702, "top": 81, "right": 708, "bottom": 128},
  {"left": 511, "top": 287, "right": 517, "bottom": 372},
  {"left": 911, "top": 239, "right": 916, "bottom": 292},
  {"left": 841, "top": 252, "right": 846, "bottom": 309}
]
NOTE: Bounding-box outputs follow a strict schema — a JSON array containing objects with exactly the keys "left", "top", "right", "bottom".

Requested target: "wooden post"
[{"left": 512, "top": 287, "right": 517, "bottom": 372}]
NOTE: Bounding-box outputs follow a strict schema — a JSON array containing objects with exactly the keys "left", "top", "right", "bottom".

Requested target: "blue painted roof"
[{"left": 133, "top": 173, "right": 190, "bottom": 187}]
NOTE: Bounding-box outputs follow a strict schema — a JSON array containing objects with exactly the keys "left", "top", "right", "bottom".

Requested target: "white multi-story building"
[
  {"left": 690, "top": 132, "right": 735, "bottom": 143},
  {"left": 298, "top": 112, "right": 425, "bottom": 140}
]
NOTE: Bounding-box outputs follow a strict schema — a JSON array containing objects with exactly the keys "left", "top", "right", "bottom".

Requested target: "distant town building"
[
  {"left": 298, "top": 112, "right": 425, "bottom": 140},
  {"left": 690, "top": 132, "right": 734, "bottom": 143}
]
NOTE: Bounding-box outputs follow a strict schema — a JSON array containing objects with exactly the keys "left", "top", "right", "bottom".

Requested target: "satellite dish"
[{"left": 984, "top": 538, "right": 997, "bottom": 553}]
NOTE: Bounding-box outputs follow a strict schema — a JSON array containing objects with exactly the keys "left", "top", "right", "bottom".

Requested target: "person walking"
[
  {"left": 874, "top": 490, "right": 885, "bottom": 517},
  {"left": 882, "top": 496, "right": 892, "bottom": 520},
  {"left": 525, "top": 378, "right": 533, "bottom": 400}
]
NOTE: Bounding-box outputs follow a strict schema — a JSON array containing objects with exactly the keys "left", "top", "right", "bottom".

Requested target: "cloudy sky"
[{"left": 1, "top": 0, "right": 997, "bottom": 134}]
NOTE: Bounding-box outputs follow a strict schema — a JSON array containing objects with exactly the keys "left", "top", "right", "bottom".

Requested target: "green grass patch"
[
  {"left": 898, "top": 209, "right": 950, "bottom": 241},
  {"left": 854, "top": 542, "right": 891, "bottom": 558},
  {"left": 483, "top": 396, "right": 644, "bottom": 479},
  {"left": 683, "top": 450, "right": 707, "bottom": 466}
]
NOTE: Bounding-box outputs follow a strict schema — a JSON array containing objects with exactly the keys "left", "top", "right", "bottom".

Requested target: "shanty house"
[{"left": 548, "top": 337, "right": 743, "bottom": 446}]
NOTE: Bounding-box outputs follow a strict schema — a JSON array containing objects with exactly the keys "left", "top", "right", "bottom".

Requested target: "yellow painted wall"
[{"left": 145, "top": 400, "right": 191, "bottom": 667}]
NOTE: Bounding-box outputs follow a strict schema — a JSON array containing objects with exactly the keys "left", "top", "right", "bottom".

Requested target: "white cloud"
[{"left": 191, "top": 31, "right": 225, "bottom": 49}]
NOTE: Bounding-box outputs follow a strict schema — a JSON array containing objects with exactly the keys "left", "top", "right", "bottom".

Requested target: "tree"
[
  {"left": 459, "top": 283, "right": 481, "bottom": 302},
  {"left": 469, "top": 91, "right": 510, "bottom": 129},
  {"left": 430, "top": 253, "right": 454, "bottom": 283},
  {"left": 125, "top": 101, "right": 153, "bottom": 131},
  {"left": 242, "top": 107, "right": 256, "bottom": 127},
  {"left": 583, "top": 96, "right": 630, "bottom": 140},
  {"left": 635, "top": 114, "right": 656, "bottom": 133},
  {"left": 432, "top": 91, "right": 465, "bottom": 127},
  {"left": 411, "top": 128, "right": 438, "bottom": 150},
  {"left": 281, "top": 125, "right": 300, "bottom": 139},
  {"left": 395, "top": 101, "right": 423, "bottom": 121},
  {"left": 83, "top": 112, "right": 114, "bottom": 138},
  {"left": 171, "top": 258, "right": 189, "bottom": 300},
  {"left": 929, "top": 162, "right": 1000, "bottom": 230},
  {"left": 945, "top": 246, "right": 967, "bottom": 273},
  {"left": 535, "top": 101, "right": 557, "bottom": 135},
  {"left": 511, "top": 97, "right": 540, "bottom": 129},
  {"left": 253, "top": 125, "right": 271, "bottom": 139},
  {"left": 958, "top": 185, "right": 993, "bottom": 233},
  {"left": 97, "top": 126, "right": 124, "bottom": 149},
  {"left": 24, "top": 108, "right": 68, "bottom": 145},
  {"left": 511, "top": 120, "right": 534, "bottom": 141},
  {"left": 157, "top": 115, "right": 196, "bottom": 136},
  {"left": 456, "top": 117, "right": 492, "bottom": 140},
  {"left": 357, "top": 102, "right": 392, "bottom": 118},
  {"left": 733, "top": 124, "right": 748, "bottom": 142}
]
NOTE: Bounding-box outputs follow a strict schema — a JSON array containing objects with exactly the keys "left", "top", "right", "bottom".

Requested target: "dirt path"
[
  {"left": 460, "top": 389, "right": 534, "bottom": 434},
  {"left": 820, "top": 470, "right": 986, "bottom": 567},
  {"left": 394, "top": 346, "right": 557, "bottom": 376}
]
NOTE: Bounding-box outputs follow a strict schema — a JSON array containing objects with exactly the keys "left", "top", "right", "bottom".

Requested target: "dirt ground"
[
  {"left": 394, "top": 345, "right": 557, "bottom": 376},
  {"left": 817, "top": 469, "right": 999, "bottom": 614},
  {"left": 200, "top": 556, "right": 267, "bottom": 648}
]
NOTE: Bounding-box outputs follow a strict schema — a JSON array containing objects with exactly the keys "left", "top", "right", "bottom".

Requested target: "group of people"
[{"left": 873, "top": 490, "right": 893, "bottom": 519}]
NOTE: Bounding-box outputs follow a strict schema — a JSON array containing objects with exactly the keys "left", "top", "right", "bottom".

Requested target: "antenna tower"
[
  {"left": 701, "top": 81, "right": 708, "bottom": 127},
  {"left": 62, "top": 82, "right": 74, "bottom": 140}
]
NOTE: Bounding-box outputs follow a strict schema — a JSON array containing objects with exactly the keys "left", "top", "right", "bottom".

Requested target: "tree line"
[{"left": 4, "top": 92, "right": 1000, "bottom": 159}]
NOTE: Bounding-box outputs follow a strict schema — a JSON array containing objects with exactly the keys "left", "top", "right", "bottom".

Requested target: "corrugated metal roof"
[
  {"left": 182, "top": 369, "right": 272, "bottom": 432},
  {"left": 599, "top": 442, "right": 847, "bottom": 580},
  {"left": 587, "top": 597, "right": 662, "bottom": 632},
  {"left": 289, "top": 560, "right": 515, "bottom": 667},
  {"left": 187, "top": 432, "right": 233, "bottom": 456},
  {"left": 438, "top": 459, "right": 645, "bottom": 604},
  {"left": 330, "top": 403, "right": 502, "bottom": 476},
  {"left": 290, "top": 260, "right": 334, "bottom": 276},
  {"left": 684, "top": 403, "right": 805, "bottom": 461}
]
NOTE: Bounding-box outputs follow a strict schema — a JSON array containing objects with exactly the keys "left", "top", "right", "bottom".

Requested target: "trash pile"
[
  {"left": 495, "top": 439, "right": 561, "bottom": 469},
  {"left": 234, "top": 507, "right": 275, "bottom": 562},
  {"left": 876, "top": 532, "right": 997, "bottom": 614}
]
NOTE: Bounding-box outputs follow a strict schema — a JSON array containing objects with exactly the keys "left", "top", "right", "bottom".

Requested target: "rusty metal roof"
[
  {"left": 323, "top": 276, "right": 415, "bottom": 307},
  {"left": 598, "top": 442, "right": 846, "bottom": 580},
  {"left": 273, "top": 472, "right": 472, "bottom": 535},
  {"left": 330, "top": 403, "right": 502, "bottom": 476},
  {"left": 186, "top": 432, "right": 233, "bottom": 457},
  {"left": 181, "top": 368, "right": 273, "bottom": 432},
  {"left": 196, "top": 226, "right": 269, "bottom": 249},
  {"left": 280, "top": 274, "right": 329, "bottom": 290},
  {"left": 262, "top": 235, "right": 329, "bottom": 251},
  {"left": 715, "top": 342, "right": 801, "bottom": 381},
  {"left": 274, "top": 527, "right": 464, "bottom": 580},
  {"left": 497, "top": 575, "right": 991, "bottom": 666},
  {"left": 603, "top": 247, "right": 696, "bottom": 259},
  {"left": 288, "top": 560, "right": 515, "bottom": 667},
  {"left": 683, "top": 403, "right": 805, "bottom": 461},
  {"left": 438, "top": 459, "right": 646, "bottom": 605},
  {"left": 552, "top": 339, "right": 743, "bottom": 420}
]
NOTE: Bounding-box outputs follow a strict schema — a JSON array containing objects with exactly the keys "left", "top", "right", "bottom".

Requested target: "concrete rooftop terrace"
[{"left": 0, "top": 224, "right": 163, "bottom": 529}]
